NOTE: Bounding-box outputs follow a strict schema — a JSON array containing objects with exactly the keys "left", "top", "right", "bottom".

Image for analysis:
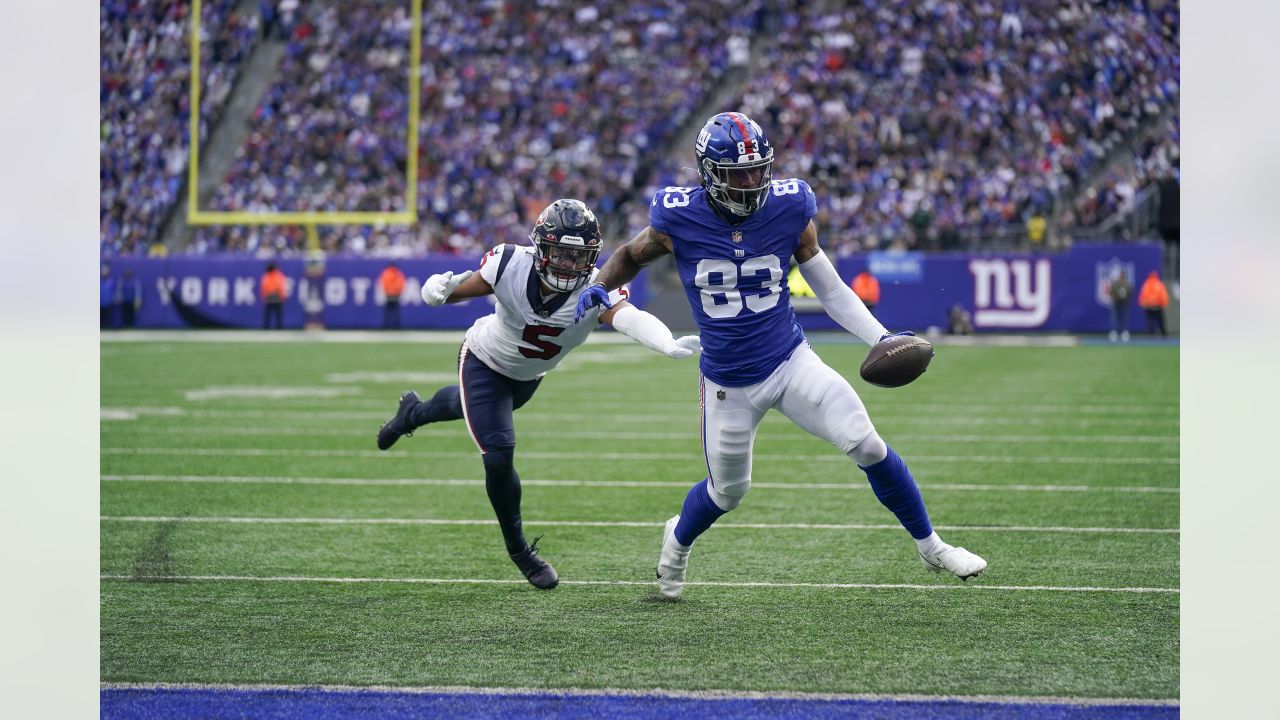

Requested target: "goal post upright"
[{"left": 186, "top": 0, "right": 422, "bottom": 231}]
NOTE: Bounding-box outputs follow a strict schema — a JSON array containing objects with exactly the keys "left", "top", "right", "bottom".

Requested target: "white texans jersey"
[{"left": 464, "top": 244, "right": 629, "bottom": 381}]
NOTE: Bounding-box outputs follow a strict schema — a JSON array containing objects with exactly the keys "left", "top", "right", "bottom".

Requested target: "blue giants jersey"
[{"left": 649, "top": 179, "right": 818, "bottom": 387}]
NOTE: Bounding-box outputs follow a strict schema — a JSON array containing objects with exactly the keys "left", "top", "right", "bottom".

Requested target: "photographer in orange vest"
[
  {"left": 380, "top": 262, "right": 407, "bottom": 329},
  {"left": 851, "top": 270, "right": 880, "bottom": 313},
  {"left": 260, "top": 262, "right": 288, "bottom": 330},
  {"left": 1138, "top": 270, "right": 1170, "bottom": 337}
]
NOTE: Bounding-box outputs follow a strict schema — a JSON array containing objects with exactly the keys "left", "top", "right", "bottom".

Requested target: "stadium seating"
[
  {"left": 634, "top": 0, "right": 1180, "bottom": 253},
  {"left": 102, "top": 0, "right": 1179, "bottom": 257},
  {"left": 100, "top": 0, "right": 260, "bottom": 256},
  {"left": 192, "top": 0, "right": 762, "bottom": 255}
]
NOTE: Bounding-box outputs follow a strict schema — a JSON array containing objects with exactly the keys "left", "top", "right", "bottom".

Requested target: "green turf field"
[{"left": 100, "top": 335, "right": 1178, "bottom": 699}]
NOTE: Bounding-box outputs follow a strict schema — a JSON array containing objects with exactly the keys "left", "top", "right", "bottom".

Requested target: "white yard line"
[
  {"left": 98, "top": 681, "right": 1179, "bottom": 707},
  {"left": 98, "top": 573, "right": 1178, "bottom": 595},
  {"left": 101, "top": 406, "right": 1176, "bottom": 422},
  {"left": 100, "top": 425, "right": 1177, "bottom": 444},
  {"left": 101, "top": 446, "right": 1180, "bottom": 465},
  {"left": 98, "top": 330, "right": 1093, "bottom": 347},
  {"left": 101, "top": 473, "right": 1180, "bottom": 494},
  {"left": 102, "top": 410, "right": 1180, "bottom": 429},
  {"left": 99, "top": 514, "right": 1178, "bottom": 534}
]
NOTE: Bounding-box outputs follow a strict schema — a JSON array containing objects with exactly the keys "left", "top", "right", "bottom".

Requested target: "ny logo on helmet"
[{"left": 695, "top": 128, "right": 711, "bottom": 154}]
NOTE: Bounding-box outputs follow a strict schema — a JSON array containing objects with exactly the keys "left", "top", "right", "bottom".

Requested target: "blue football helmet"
[
  {"left": 694, "top": 112, "right": 775, "bottom": 217},
  {"left": 529, "top": 199, "right": 603, "bottom": 292}
]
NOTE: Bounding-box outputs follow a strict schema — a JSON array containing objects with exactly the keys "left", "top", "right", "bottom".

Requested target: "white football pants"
[{"left": 699, "top": 343, "right": 887, "bottom": 510}]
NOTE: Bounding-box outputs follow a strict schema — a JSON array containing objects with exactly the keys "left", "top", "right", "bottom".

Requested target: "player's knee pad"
[
  {"left": 848, "top": 430, "right": 888, "bottom": 467},
  {"left": 482, "top": 445, "right": 515, "bottom": 472},
  {"left": 707, "top": 476, "right": 747, "bottom": 511},
  {"left": 705, "top": 408, "right": 754, "bottom": 510}
]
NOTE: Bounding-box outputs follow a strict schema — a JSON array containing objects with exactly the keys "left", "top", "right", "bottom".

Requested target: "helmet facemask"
[
  {"left": 701, "top": 150, "right": 774, "bottom": 217},
  {"left": 529, "top": 198, "right": 603, "bottom": 293},
  {"left": 534, "top": 235, "right": 600, "bottom": 292}
]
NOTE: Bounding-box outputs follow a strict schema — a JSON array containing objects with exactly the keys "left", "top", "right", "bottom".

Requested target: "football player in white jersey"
[{"left": 376, "top": 199, "right": 701, "bottom": 589}]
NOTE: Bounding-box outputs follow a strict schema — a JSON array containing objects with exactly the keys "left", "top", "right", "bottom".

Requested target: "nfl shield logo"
[
  {"left": 716, "top": 390, "right": 726, "bottom": 401},
  {"left": 731, "top": 231, "right": 743, "bottom": 244}
]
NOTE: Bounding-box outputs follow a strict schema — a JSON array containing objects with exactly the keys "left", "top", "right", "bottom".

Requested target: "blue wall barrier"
[
  {"left": 820, "top": 242, "right": 1163, "bottom": 333},
  {"left": 101, "top": 242, "right": 1161, "bottom": 332},
  {"left": 100, "top": 255, "right": 651, "bottom": 330}
]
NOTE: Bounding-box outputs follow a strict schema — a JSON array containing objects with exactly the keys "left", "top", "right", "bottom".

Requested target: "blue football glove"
[
  {"left": 574, "top": 283, "right": 612, "bottom": 323},
  {"left": 878, "top": 330, "right": 916, "bottom": 342}
]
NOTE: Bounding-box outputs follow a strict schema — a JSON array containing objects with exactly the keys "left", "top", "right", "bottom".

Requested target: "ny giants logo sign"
[{"left": 967, "top": 259, "right": 1051, "bottom": 328}]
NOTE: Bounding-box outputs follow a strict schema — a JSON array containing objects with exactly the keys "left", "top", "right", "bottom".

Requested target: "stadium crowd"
[
  {"left": 100, "top": 0, "right": 260, "bottom": 256},
  {"left": 102, "top": 0, "right": 1179, "bottom": 258},
  {"left": 634, "top": 0, "right": 1180, "bottom": 253},
  {"left": 192, "top": 0, "right": 762, "bottom": 256},
  {"left": 1069, "top": 112, "right": 1179, "bottom": 229}
]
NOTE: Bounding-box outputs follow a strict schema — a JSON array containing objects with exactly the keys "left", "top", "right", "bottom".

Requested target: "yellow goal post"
[{"left": 185, "top": 0, "right": 422, "bottom": 231}]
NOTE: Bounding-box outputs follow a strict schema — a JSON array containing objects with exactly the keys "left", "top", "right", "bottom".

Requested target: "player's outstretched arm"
[
  {"left": 600, "top": 301, "right": 701, "bottom": 359},
  {"left": 574, "top": 226, "right": 674, "bottom": 321},
  {"left": 794, "top": 221, "right": 889, "bottom": 346},
  {"left": 598, "top": 226, "right": 674, "bottom": 290},
  {"left": 421, "top": 269, "right": 493, "bottom": 306}
]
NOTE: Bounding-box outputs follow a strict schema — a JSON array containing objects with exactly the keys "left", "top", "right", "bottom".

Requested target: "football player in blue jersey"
[{"left": 575, "top": 112, "right": 987, "bottom": 598}]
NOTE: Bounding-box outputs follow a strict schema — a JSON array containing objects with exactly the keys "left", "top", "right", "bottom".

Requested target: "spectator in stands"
[
  {"left": 120, "top": 269, "right": 143, "bottom": 328},
  {"left": 1026, "top": 213, "right": 1047, "bottom": 247},
  {"left": 1138, "top": 270, "right": 1170, "bottom": 337},
  {"left": 1107, "top": 268, "right": 1133, "bottom": 342},
  {"left": 852, "top": 270, "right": 880, "bottom": 314},
  {"left": 379, "top": 261, "right": 406, "bottom": 329},
  {"left": 100, "top": 264, "right": 117, "bottom": 330},
  {"left": 260, "top": 262, "right": 287, "bottom": 329}
]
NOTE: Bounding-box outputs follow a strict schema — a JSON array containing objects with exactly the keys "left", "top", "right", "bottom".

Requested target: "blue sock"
[
  {"left": 860, "top": 446, "right": 933, "bottom": 539},
  {"left": 673, "top": 478, "right": 727, "bottom": 547},
  {"left": 408, "top": 385, "right": 462, "bottom": 428}
]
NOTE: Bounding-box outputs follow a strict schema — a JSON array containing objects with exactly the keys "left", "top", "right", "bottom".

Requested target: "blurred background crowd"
[{"left": 100, "top": 0, "right": 1179, "bottom": 259}]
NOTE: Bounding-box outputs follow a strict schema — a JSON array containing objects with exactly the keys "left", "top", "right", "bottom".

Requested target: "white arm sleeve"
[
  {"left": 797, "top": 251, "right": 888, "bottom": 346},
  {"left": 608, "top": 305, "right": 678, "bottom": 356}
]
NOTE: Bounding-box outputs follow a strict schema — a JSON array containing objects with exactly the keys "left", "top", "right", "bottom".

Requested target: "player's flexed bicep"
[{"left": 573, "top": 226, "right": 673, "bottom": 321}]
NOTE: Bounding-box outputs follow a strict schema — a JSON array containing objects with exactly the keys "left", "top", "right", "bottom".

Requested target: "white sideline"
[
  {"left": 101, "top": 446, "right": 1180, "bottom": 465},
  {"left": 99, "top": 681, "right": 1179, "bottom": 707},
  {"left": 99, "top": 573, "right": 1179, "bottom": 595},
  {"left": 100, "top": 473, "right": 1180, "bottom": 494},
  {"left": 99, "top": 514, "right": 1179, "bottom": 534}
]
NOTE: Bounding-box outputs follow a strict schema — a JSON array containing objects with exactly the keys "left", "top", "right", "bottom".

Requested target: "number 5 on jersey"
[
  {"left": 519, "top": 325, "right": 564, "bottom": 360},
  {"left": 694, "top": 256, "right": 784, "bottom": 318}
]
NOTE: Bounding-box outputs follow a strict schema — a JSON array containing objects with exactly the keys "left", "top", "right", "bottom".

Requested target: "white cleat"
[
  {"left": 920, "top": 545, "right": 988, "bottom": 581},
  {"left": 656, "top": 515, "right": 691, "bottom": 599}
]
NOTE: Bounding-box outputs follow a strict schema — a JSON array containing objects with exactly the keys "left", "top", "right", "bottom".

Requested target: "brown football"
[{"left": 859, "top": 335, "right": 934, "bottom": 388}]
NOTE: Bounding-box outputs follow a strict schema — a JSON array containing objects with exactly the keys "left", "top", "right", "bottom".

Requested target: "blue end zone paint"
[{"left": 101, "top": 687, "right": 1179, "bottom": 720}]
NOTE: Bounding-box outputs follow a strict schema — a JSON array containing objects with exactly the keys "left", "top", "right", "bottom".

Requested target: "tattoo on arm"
[
  {"left": 594, "top": 227, "right": 673, "bottom": 291},
  {"left": 793, "top": 221, "right": 821, "bottom": 264}
]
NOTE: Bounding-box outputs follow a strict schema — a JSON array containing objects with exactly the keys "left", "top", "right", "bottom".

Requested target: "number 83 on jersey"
[{"left": 695, "top": 255, "right": 785, "bottom": 319}]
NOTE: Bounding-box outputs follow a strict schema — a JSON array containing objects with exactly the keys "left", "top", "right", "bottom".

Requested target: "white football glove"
[
  {"left": 421, "top": 270, "right": 474, "bottom": 306},
  {"left": 666, "top": 335, "right": 702, "bottom": 359}
]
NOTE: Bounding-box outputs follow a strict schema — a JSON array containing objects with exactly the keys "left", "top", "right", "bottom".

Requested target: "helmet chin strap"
[{"left": 705, "top": 185, "right": 755, "bottom": 225}]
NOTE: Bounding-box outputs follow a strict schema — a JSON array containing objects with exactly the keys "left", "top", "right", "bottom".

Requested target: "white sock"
[{"left": 914, "top": 531, "right": 948, "bottom": 556}]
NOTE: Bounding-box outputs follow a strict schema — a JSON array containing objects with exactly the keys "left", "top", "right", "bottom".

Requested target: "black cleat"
[
  {"left": 510, "top": 536, "right": 559, "bottom": 589},
  {"left": 377, "top": 391, "right": 421, "bottom": 450}
]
